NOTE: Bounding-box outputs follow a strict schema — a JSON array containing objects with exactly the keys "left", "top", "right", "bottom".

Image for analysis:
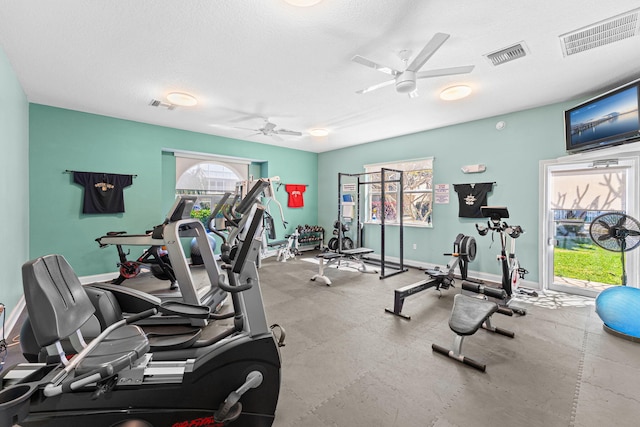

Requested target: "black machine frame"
[
  {"left": 338, "top": 168, "right": 408, "bottom": 279},
  {"left": 461, "top": 206, "right": 531, "bottom": 316},
  {"left": 385, "top": 234, "right": 476, "bottom": 320},
  {"left": 2, "top": 193, "right": 283, "bottom": 426}
]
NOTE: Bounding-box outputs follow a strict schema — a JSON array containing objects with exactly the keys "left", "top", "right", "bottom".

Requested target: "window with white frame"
[
  {"left": 364, "top": 158, "right": 433, "bottom": 227},
  {"left": 176, "top": 162, "right": 241, "bottom": 207},
  {"left": 174, "top": 153, "right": 249, "bottom": 227}
]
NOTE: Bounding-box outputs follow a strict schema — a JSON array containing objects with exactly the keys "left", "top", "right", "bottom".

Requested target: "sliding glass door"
[{"left": 541, "top": 157, "right": 638, "bottom": 297}]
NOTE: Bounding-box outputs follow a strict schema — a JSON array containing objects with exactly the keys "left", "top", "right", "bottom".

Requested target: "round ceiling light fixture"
[
  {"left": 309, "top": 128, "right": 329, "bottom": 137},
  {"left": 166, "top": 92, "right": 198, "bottom": 107},
  {"left": 284, "top": 0, "right": 323, "bottom": 6},
  {"left": 439, "top": 85, "right": 472, "bottom": 101}
]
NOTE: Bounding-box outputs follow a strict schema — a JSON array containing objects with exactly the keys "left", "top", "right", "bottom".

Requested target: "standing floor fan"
[{"left": 589, "top": 212, "right": 640, "bottom": 340}]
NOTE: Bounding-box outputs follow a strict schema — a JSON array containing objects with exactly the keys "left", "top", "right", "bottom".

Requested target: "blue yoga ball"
[
  {"left": 191, "top": 233, "right": 217, "bottom": 265},
  {"left": 595, "top": 286, "right": 640, "bottom": 338}
]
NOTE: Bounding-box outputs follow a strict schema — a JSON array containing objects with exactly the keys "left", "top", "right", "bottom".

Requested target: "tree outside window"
[{"left": 364, "top": 158, "right": 433, "bottom": 227}]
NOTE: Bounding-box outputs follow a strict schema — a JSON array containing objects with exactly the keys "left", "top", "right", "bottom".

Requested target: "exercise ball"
[
  {"left": 191, "top": 233, "right": 217, "bottom": 265},
  {"left": 595, "top": 286, "right": 640, "bottom": 339}
]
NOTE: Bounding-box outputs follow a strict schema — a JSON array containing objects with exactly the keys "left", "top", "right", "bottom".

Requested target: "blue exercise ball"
[
  {"left": 191, "top": 233, "right": 217, "bottom": 265},
  {"left": 595, "top": 286, "right": 640, "bottom": 339}
]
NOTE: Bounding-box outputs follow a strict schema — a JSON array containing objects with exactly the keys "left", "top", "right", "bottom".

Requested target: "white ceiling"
[{"left": 1, "top": 0, "right": 640, "bottom": 153}]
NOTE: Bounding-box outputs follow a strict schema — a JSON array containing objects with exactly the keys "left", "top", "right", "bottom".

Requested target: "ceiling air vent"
[
  {"left": 149, "top": 99, "right": 176, "bottom": 110},
  {"left": 560, "top": 7, "right": 640, "bottom": 57},
  {"left": 484, "top": 42, "right": 528, "bottom": 66}
]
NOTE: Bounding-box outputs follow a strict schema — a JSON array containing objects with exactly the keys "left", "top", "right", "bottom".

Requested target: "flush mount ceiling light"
[
  {"left": 439, "top": 85, "right": 472, "bottom": 101},
  {"left": 284, "top": 0, "right": 322, "bottom": 6},
  {"left": 309, "top": 128, "right": 329, "bottom": 137},
  {"left": 166, "top": 92, "right": 198, "bottom": 107}
]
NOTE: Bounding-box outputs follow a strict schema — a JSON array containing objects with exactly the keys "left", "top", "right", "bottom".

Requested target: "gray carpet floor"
[
  {"left": 4, "top": 254, "right": 640, "bottom": 426},
  {"left": 256, "top": 254, "right": 640, "bottom": 427}
]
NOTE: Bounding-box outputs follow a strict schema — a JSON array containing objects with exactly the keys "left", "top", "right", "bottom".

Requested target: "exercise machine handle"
[
  {"left": 218, "top": 264, "right": 253, "bottom": 293},
  {"left": 126, "top": 308, "right": 158, "bottom": 324},
  {"left": 214, "top": 371, "right": 264, "bottom": 423},
  {"left": 461, "top": 281, "right": 507, "bottom": 300}
]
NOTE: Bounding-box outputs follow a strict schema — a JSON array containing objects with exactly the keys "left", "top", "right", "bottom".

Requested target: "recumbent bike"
[{"left": 0, "top": 204, "right": 284, "bottom": 427}]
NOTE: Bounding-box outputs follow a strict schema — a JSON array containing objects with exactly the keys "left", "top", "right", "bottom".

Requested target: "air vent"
[
  {"left": 484, "top": 42, "right": 528, "bottom": 66},
  {"left": 560, "top": 7, "right": 640, "bottom": 57},
  {"left": 149, "top": 99, "right": 176, "bottom": 110}
]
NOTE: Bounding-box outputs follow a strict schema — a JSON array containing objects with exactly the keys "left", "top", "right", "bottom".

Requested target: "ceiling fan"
[
  {"left": 352, "top": 32, "right": 475, "bottom": 97},
  {"left": 235, "top": 119, "right": 303, "bottom": 141}
]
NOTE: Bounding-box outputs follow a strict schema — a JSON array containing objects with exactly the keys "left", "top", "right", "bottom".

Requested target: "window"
[
  {"left": 176, "top": 161, "right": 244, "bottom": 225},
  {"left": 364, "top": 158, "right": 433, "bottom": 227}
]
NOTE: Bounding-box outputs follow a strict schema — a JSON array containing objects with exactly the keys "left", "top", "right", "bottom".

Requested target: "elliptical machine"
[{"left": 1, "top": 204, "right": 284, "bottom": 427}]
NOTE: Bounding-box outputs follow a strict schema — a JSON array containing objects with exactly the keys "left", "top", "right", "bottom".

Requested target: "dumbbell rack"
[{"left": 297, "top": 225, "right": 324, "bottom": 251}]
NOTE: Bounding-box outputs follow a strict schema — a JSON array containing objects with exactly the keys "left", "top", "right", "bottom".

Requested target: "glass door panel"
[{"left": 548, "top": 166, "right": 629, "bottom": 297}]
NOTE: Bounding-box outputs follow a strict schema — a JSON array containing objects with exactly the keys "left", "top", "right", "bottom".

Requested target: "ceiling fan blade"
[
  {"left": 233, "top": 126, "right": 259, "bottom": 132},
  {"left": 263, "top": 122, "right": 277, "bottom": 133},
  {"left": 416, "top": 65, "right": 475, "bottom": 79},
  {"left": 276, "top": 129, "right": 303, "bottom": 136},
  {"left": 406, "top": 32, "right": 450, "bottom": 72},
  {"left": 352, "top": 55, "right": 399, "bottom": 76},
  {"left": 228, "top": 114, "right": 264, "bottom": 123},
  {"left": 356, "top": 79, "right": 396, "bottom": 94}
]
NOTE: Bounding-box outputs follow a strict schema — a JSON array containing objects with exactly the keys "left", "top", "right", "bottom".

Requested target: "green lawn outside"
[{"left": 554, "top": 243, "right": 622, "bottom": 285}]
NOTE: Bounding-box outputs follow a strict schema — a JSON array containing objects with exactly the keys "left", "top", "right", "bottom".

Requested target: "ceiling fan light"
[
  {"left": 284, "top": 0, "right": 322, "bottom": 6},
  {"left": 440, "top": 85, "right": 472, "bottom": 101},
  {"left": 166, "top": 92, "right": 198, "bottom": 107},
  {"left": 310, "top": 128, "right": 329, "bottom": 137},
  {"left": 395, "top": 71, "right": 416, "bottom": 93}
]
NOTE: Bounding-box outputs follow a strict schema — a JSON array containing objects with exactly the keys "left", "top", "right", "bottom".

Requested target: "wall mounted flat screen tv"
[{"left": 565, "top": 81, "right": 640, "bottom": 153}]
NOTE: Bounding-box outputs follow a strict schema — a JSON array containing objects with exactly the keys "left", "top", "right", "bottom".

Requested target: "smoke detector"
[{"left": 560, "top": 7, "right": 640, "bottom": 57}]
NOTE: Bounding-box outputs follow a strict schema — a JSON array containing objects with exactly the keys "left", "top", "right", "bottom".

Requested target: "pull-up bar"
[{"left": 338, "top": 168, "right": 408, "bottom": 279}]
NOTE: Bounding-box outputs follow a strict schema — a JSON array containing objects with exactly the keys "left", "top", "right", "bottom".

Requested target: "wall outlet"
[{"left": 412, "top": 243, "right": 417, "bottom": 250}]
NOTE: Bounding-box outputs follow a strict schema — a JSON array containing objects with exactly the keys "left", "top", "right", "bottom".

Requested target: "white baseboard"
[
  {"left": 2, "top": 296, "right": 25, "bottom": 339},
  {"left": 2, "top": 271, "right": 120, "bottom": 338}
]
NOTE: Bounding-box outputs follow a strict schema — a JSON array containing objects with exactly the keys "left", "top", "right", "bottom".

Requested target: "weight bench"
[
  {"left": 310, "top": 248, "right": 378, "bottom": 286},
  {"left": 432, "top": 294, "right": 515, "bottom": 372},
  {"left": 267, "top": 239, "right": 292, "bottom": 262},
  {"left": 341, "top": 248, "right": 378, "bottom": 274},
  {"left": 311, "top": 252, "right": 342, "bottom": 285}
]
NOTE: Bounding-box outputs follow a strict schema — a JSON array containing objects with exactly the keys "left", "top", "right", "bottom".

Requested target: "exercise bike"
[
  {"left": 462, "top": 206, "right": 536, "bottom": 316},
  {"left": 1, "top": 204, "right": 284, "bottom": 427},
  {"left": 97, "top": 231, "right": 177, "bottom": 289}
]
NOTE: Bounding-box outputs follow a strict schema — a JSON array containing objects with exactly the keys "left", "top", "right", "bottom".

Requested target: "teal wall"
[
  {"left": 29, "top": 105, "right": 318, "bottom": 276},
  {"left": 25, "top": 94, "right": 586, "bottom": 285},
  {"left": 318, "top": 103, "right": 574, "bottom": 282},
  {"left": 0, "top": 47, "right": 29, "bottom": 314}
]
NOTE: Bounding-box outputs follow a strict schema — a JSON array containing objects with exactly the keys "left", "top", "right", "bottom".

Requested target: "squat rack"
[{"left": 338, "top": 168, "right": 408, "bottom": 279}]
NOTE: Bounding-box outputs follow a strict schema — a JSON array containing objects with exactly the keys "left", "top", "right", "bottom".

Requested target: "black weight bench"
[
  {"left": 432, "top": 294, "right": 515, "bottom": 372},
  {"left": 310, "top": 248, "right": 378, "bottom": 286}
]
